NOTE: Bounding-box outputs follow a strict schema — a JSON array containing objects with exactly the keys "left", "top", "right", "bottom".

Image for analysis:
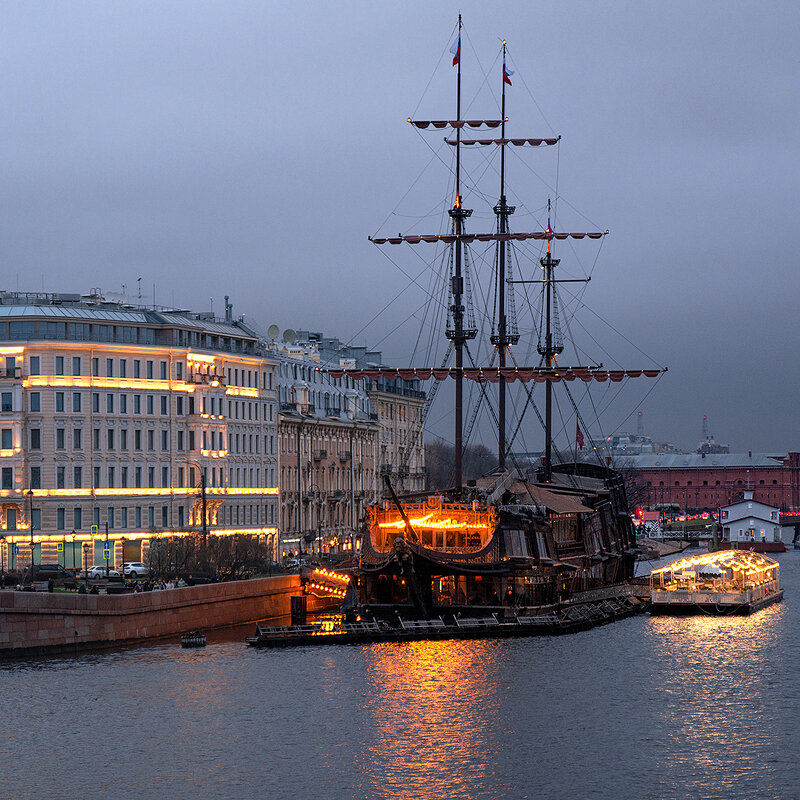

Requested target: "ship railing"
[
  {"left": 454, "top": 615, "right": 501, "bottom": 628},
  {"left": 398, "top": 617, "right": 446, "bottom": 631},
  {"left": 515, "top": 614, "right": 560, "bottom": 627}
]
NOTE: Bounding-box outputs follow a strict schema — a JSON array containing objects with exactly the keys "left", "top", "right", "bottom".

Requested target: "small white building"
[{"left": 721, "top": 491, "right": 781, "bottom": 545}]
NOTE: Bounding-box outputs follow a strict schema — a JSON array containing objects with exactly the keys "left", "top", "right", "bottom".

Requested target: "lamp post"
[
  {"left": 26, "top": 488, "right": 35, "bottom": 567},
  {"left": 83, "top": 542, "right": 89, "bottom": 582},
  {"left": 0, "top": 534, "right": 5, "bottom": 588},
  {"left": 70, "top": 531, "right": 76, "bottom": 571}
]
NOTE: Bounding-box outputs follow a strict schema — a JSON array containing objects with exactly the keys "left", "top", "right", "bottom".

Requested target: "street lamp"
[
  {"left": 70, "top": 531, "right": 76, "bottom": 571},
  {"left": 0, "top": 534, "right": 5, "bottom": 587},
  {"left": 26, "top": 488, "right": 35, "bottom": 567},
  {"left": 82, "top": 543, "right": 89, "bottom": 582}
]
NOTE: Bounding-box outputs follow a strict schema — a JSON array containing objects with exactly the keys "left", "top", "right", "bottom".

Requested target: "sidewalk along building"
[
  {"left": 293, "top": 331, "right": 426, "bottom": 495},
  {"left": 621, "top": 452, "right": 800, "bottom": 512},
  {"left": 0, "top": 290, "right": 278, "bottom": 570},
  {"left": 719, "top": 491, "right": 785, "bottom": 552},
  {"left": 272, "top": 337, "right": 378, "bottom": 556}
]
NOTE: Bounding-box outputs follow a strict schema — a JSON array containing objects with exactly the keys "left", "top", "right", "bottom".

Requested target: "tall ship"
[{"left": 329, "top": 19, "right": 664, "bottom": 622}]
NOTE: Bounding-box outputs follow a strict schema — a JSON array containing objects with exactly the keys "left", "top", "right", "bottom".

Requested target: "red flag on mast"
[{"left": 576, "top": 423, "right": 585, "bottom": 450}]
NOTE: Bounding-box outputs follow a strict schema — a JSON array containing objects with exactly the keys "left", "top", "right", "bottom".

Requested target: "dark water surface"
[{"left": 3, "top": 552, "right": 799, "bottom": 800}]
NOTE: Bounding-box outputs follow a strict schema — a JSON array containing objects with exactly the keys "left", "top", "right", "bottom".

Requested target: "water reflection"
[{"left": 358, "top": 640, "right": 501, "bottom": 800}]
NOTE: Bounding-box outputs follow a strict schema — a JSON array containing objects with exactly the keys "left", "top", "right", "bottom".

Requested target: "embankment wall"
[{"left": 0, "top": 576, "right": 318, "bottom": 656}]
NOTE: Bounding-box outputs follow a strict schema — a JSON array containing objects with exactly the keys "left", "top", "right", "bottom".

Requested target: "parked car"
[
  {"left": 22, "top": 564, "right": 78, "bottom": 589},
  {"left": 87, "top": 565, "right": 121, "bottom": 579},
  {"left": 119, "top": 562, "right": 150, "bottom": 579}
]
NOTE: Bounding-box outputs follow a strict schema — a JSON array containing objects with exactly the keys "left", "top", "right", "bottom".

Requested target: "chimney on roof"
[{"left": 224, "top": 296, "right": 233, "bottom": 323}]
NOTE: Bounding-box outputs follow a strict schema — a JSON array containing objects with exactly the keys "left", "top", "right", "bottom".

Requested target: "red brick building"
[{"left": 623, "top": 452, "right": 800, "bottom": 512}]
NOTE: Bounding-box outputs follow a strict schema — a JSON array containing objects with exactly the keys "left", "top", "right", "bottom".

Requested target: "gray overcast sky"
[{"left": 1, "top": 1, "right": 797, "bottom": 454}]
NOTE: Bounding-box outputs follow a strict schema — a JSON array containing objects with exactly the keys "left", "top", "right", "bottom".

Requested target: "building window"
[
  {"left": 56, "top": 507, "right": 65, "bottom": 530},
  {"left": 55, "top": 392, "right": 65, "bottom": 412},
  {"left": 146, "top": 361, "right": 154, "bottom": 379},
  {"left": 106, "top": 393, "right": 114, "bottom": 413},
  {"left": 93, "top": 429, "right": 100, "bottom": 450},
  {"left": 55, "top": 428, "right": 65, "bottom": 449},
  {"left": 92, "top": 357, "right": 99, "bottom": 376},
  {"left": 120, "top": 394, "right": 127, "bottom": 414},
  {"left": 2, "top": 392, "right": 12, "bottom": 412},
  {"left": 29, "top": 393, "right": 39, "bottom": 412},
  {"left": 121, "top": 466, "right": 128, "bottom": 488},
  {"left": 161, "top": 466, "right": 168, "bottom": 487},
  {"left": 177, "top": 430, "right": 184, "bottom": 451},
  {"left": 73, "top": 507, "right": 82, "bottom": 529},
  {"left": 161, "top": 506, "right": 168, "bottom": 526},
  {"left": 30, "top": 429, "right": 41, "bottom": 449},
  {"left": 72, "top": 392, "right": 82, "bottom": 412},
  {"left": 73, "top": 428, "right": 82, "bottom": 449},
  {"left": 106, "top": 358, "right": 113, "bottom": 377},
  {"left": 121, "top": 507, "right": 128, "bottom": 528},
  {"left": 55, "top": 356, "right": 64, "bottom": 375},
  {"left": 148, "top": 506, "right": 155, "bottom": 527},
  {"left": 134, "top": 394, "right": 141, "bottom": 414},
  {"left": 31, "top": 508, "right": 41, "bottom": 530},
  {"left": 1, "top": 467, "right": 11, "bottom": 490},
  {"left": 135, "top": 466, "right": 142, "bottom": 488},
  {"left": 147, "top": 430, "right": 154, "bottom": 450},
  {"left": 57, "top": 466, "right": 65, "bottom": 489},
  {"left": 161, "top": 430, "right": 168, "bottom": 451},
  {"left": 107, "top": 429, "right": 115, "bottom": 450},
  {"left": 108, "top": 506, "right": 115, "bottom": 529},
  {"left": 147, "top": 395, "right": 154, "bottom": 414},
  {"left": 72, "top": 356, "right": 81, "bottom": 376},
  {"left": 30, "top": 466, "right": 41, "bottom": 489},
  {"left": 1, "top": 428, "right": 12, "bottom": 449},
  {"left": 74, "top": 466, "right": 82, "bottom": 489},
  {"left": 119, "top": 359, "right": 127, "bottom": 378},
  {"left": 134, "top": 429, "right": 142, "bottom": 450},
  {"left": 176, "top": 362, "right": 183, "bottom": 380},
  {"left": 135, "top": 506, "right": 142, "bottom": 528},
  {"left": 148, "top": 467, "right": 155, "bottom": 488},
  {"left": 93, "top": 466, "right": 101, "bottom": 488},
  {"left": 92, "top": 393, "right": 100, "bottom": 413},
  {"left": 120, "top": 429, "right": 128, "bottom": 450},
  {"left": 160, "top": 361, "right": 167, "bottom": 380}
]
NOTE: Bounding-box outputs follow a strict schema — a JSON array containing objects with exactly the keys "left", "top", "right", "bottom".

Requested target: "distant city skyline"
[{"left": 1, "top": 2, "right": 796, "bottom": 453}]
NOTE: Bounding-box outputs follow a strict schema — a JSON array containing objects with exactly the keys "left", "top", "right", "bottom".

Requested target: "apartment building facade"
[{"left": 0, "top": 292, "right": 278, "bottom": 570}]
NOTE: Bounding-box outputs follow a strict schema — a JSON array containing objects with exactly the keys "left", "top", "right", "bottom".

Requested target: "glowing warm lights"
[
  {"left": 305, "top": 580, "right": 347, "bottom": 599},
  {"left": 311, "top": 567, "right": 350, "bottom": 584},
  {"left": 13, "top": 486, "right": 278, "bottom": 498},
  {"left": 187, "top": 353, "right": 216, "bottom": 364},
  {"left": 225, "top": 386, "right": 260, "bottom": 398},
  {"left": 378, "top": 512, "right": 491, "bottom": 531}
]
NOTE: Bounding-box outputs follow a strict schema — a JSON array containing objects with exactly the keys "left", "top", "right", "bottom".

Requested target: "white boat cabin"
[{"left": 721, "top": 491, "right": 781, "bottom": 545}]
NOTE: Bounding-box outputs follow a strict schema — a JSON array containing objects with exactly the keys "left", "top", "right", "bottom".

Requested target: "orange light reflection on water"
[
  {"left": 359, "top": 640, "right": 500, "bottom": 800},
  {"left": 645, "top": 602, "right": 786, "bottom": 790}
]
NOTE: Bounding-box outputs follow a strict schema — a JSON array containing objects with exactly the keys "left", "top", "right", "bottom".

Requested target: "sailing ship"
[{"left": 328, "top": 18, "right": 664, "bottom": 622}]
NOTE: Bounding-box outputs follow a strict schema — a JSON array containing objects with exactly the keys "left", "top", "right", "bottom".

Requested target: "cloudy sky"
[{"left": 1, "top": 1, "right": 797, "bottom": 454}]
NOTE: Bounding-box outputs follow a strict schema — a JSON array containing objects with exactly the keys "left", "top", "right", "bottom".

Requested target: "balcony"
[
  {"left": 188, "top": 371, "right": 225, "bottom": 387},
  {"left": 339, "top": 451, "right": 352, "bottom": 463},
  {"left": 280, "top": 402, "right": 298, "bottom": 413},
  {"left": 0, "top": 368, "right": 22, "bottom": 380},
  {"left": 313, "top": 449, "right": 327, "bottom": 461}
]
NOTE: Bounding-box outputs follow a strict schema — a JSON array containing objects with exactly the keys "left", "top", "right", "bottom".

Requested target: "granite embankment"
[{"left": 0, "top": 575, "right": 327, "bottom": 656}]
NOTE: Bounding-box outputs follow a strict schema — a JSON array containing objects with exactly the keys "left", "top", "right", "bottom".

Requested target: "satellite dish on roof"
[
  {"left": 267, "top": 324, "right": 279, "bottom": 340},
  {"left": 283, "top": 328, "right": 296, "bottom": 344}
]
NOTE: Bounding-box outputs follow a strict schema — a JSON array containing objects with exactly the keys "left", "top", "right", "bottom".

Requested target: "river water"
[{"left": 3, "top": 552, "right": 799, "bottom": 800}]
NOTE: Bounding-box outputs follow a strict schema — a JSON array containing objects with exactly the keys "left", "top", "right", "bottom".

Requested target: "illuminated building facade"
[
  {"left": 293, "top": 331, "right": 426, "bottom": 494},
  {"left": 274, "top": 343, "right": 377, "bottom": 554},
  {"left": 0, "top": 291, "right": 278, "bottom": 569}
]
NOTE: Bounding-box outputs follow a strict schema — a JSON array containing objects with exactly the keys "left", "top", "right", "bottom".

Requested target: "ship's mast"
[
  {"left": 492, "top": 40, "right": 515, "bottom": 470},
  {"left": 446, "top": 13, "right": 473, "bottom": 491},
  {"left": 540, "top": 199, "right": 561, "bottom": 482}
]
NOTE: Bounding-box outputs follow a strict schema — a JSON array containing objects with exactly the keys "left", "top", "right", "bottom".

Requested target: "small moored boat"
[{"left": 181, "top": 630, "right": 207, "bottom": 648}]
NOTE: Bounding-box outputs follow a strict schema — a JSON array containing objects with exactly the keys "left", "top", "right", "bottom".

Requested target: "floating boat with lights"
[{"left": 649, "top": 551, "right": 782, "bottom": 615}]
